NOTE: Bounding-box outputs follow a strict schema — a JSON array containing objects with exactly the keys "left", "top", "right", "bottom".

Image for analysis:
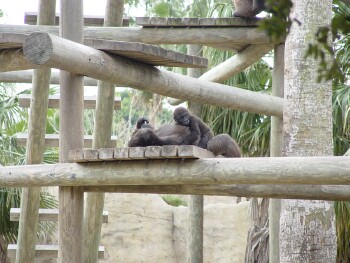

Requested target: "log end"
[{"left": 23, "top": 32, "right": 53, "bottom": 65}]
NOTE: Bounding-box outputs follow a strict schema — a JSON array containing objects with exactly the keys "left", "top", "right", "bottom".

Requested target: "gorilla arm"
[{"left": 128, "top": 121, "right": 190, "bottom": 147}]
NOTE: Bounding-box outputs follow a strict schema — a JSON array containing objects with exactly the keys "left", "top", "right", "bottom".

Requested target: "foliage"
[
  {"left": 335, "top": 201, "right": 350, "bottom": 263},
  {"left": 112, "top": 89, "right": 173, "bottom": 147},
  {"left": 0, "top": 84, "right": 58, "bottom": 247},
  {"left": 161, "top": 195, "right": 187, "bottom": 207},
  {"left": 257, "top": 0, "right": 294, "bottom": 41},
  {"left": 201, "top": 51, "right": 273, "bottom": 156}
]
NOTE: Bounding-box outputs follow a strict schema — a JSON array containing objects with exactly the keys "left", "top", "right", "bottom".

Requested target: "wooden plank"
[
  {"left": 161, "top": 145, "right": 178, "bottom": 158},
  {"left": 23, "top": 32, "right": 284, "bottom": 118},
  {"left": 10, "top": 208, "right": 108, "bottom": 223},
  {"left": 24, "top": 12, "right": 130, "bottom": 27},
  {"left": 84, "top": 39, "right": 208, "bottom": 68},
  {"left": 178, "top": 145, "right": 216, "bottom": 158},
  {"left": 19, "top": 94, "right": 121, "bottom": 109},
  {"left": 98, "top": 148, "right": 115, "bottom": 160},
  {"left": 15, "top": 133, "right": 118, "bottom": 148},
  {"left": 83, "top": 149, "right": 99, "bottom": 161},
  {"left": 135, "top": 17, "right": 260, "bottom": 27},
  {"left": 129, "top": 147, "right": 146, "bottom": 159},
  {"left": 7, "top": 244, "right": 104, "bottom": 259},
  {"left": 68, "top": 150, "right": 86, "bottom": 163},
  {"left": 0, "top": 70, "right": 99, "bottom": 85},
  {"left": 2, "top": 157, "right": 350, "bottom": 188},
  {"left": 145, "top": 146, "right": 162, "bottom": 158},
  {"left": 0, "top": 25, "right": 277, "bottom": 52},
  {"left": 0, "top": 33, "right": 26, "bottom": 49},
  {"left": 114, "top": 148, "right": 131, "bottom": 160},
  {"left": 0, "top": 33, "right": 207, "bottom": 68}
]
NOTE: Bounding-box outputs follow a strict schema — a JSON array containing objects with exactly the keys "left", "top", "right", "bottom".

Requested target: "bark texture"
[{"left": 280, "top": 0, "right": 336, "bottom": 262}]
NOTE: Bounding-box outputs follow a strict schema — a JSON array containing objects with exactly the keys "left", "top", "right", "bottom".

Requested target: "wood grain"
[
  {"left": 19, "top": 94, "right": 121, "bottom": 109},
  {"left": 23, "top": 32, "right": 284, "bottom": 117},
  {"left": 1, "top": 156, "right": 350, "bottom": 187},
  {"left": 10, "top": 208, "right": 108, "bottom": 223}
]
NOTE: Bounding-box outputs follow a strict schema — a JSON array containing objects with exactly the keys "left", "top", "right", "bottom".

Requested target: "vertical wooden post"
[
  {"left": 58, "top": 0, "right": 84, "bottom": 262},
  {"left": 83, "top": 1, "right": 124, "bottom": 262},
  {"left": 187, "top": 44, "right": 204, "bottom": 263},
  {"left": 268, "top": 44, "right": 285, "bottom": 263},
  {"left": 15, "top": 1, "right": 56, "bottom": 262}
]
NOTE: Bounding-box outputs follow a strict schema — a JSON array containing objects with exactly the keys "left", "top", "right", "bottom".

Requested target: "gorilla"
[{"left": 128, "top": 108, "right": 241, "bottom": 158}]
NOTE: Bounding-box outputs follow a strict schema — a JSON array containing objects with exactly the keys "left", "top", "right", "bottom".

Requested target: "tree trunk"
[{"left": 280, "top": 0, "right": 336, "bottom": 262}]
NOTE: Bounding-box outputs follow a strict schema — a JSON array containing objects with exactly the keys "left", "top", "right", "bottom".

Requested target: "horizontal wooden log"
[
  {"left": 10, "top": 208, "right": 108, "bottom": 223},
  {"left": 0, "top": 33, "right": 207, "bottom": 69},
  {"left": 19, "top": 94, "right": 121, "bottom": 109},
  {"left": 136, "top": 17, "right": 260, "bottom": 27},
  {"left": 0, "top": 70, "right": 98, "bottom": 85},
  {"left": 15, "top": 133, "right": 117, "bottom": 148},
  {"left": 1, "top": 156, "right": 350, "bottom": 188},
  {"left": 0, "top": 24, "right": 276, "bottom": 51},
  {"left": 83, "top": 184, "right": 350, "bottom": 201},
  {"left": 169, "top": 44, "right": 273, "bottom": 105},
  {"left": 25, "top": 12, "right": 130, "bottom": 27},
  {"left": 7, "top": 244, "right": 104, "bottom": 259},
  {"left": 23, "top": 32, "right": 283, "bottom": 117}
]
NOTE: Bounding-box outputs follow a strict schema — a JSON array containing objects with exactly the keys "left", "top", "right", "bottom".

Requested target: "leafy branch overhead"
[{"left": 258, "top": 0, "right": 350, "bottom": 83}]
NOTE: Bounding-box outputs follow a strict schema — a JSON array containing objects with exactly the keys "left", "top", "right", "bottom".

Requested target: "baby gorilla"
[{"left": 173, "top": 107, "right": 214, "bottom": 149}]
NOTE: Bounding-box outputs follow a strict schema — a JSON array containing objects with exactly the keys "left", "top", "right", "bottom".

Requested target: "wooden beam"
[
  {"left": 58, "top": 0, "right": 84, "bottom": 262},
  {"left": 0, "top": 24, "right": 276, "bottom": 48},
  {"left": 135, "top": 17, "right": 260, "bottom": 27},
  {"left": 83, "top": 2, "right": 123, "bottom": 261},
  {"left": 23, "top": 32, "right": 284, "bottom": 117},
  {"left": 169, "top": 43, "right": 273, "bottom": 105},
  {"left": 19, "top": 94, "right": 121, "bottom": 109},
  {"left": 186, "top": 45, "right": 204, "bottom": 263},
  {"left": 0, "top": 70, "right": 98, "bottom": 85},
  {"left": 269, "top": 44, "right": 284, "bottom": 263},
  {"left": 15, "top": 2, "right": 56, "bottom": 263},
  {"left": 68, "top": 146, "right": 215, "bottom": 162},
  {"left": 1, "top": 156, "right": 350, "bottom": 187},
  {"left": 82, "top": 184, "right": 350, "bottom": 201},
  {"left": 10, "top": 208, "right": 108, "bottom": 223},
  {"left": 7, "top": 245, "right": 104, "bottom": 260},
  {"left": 83, "top": 39, "right": 208, "bottom": 68},
  {"left": 24, "top": 12, "right": 130, "bottom": 27},
  {"left": 15, "top": 133, "right": 117, "bottom": 148}
]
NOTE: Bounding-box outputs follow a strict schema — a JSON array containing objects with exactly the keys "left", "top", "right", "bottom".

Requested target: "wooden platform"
[
  {"left": 0, "top": 33, "right": 208, "bottom": 68},
  {"left": 10, "top": 208, "right": 108, "bottom": 223},
  {"left": 19, "top": 94, "right": 121, "bottom": 109},
  {"left": 25, "top": 12, "right": 130, "bottom": 27},
  {"left": 136, "top": 17, "right": 260, "bottom": 27},
  {"left": 7, "top": 244, "right": 105, "bottom": 259},
  {"left": 15, "top": 133, "right": 118, "bottom": 148},
  {"left": 69, "top": 145, "right": 216, "bottom": 162}
]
